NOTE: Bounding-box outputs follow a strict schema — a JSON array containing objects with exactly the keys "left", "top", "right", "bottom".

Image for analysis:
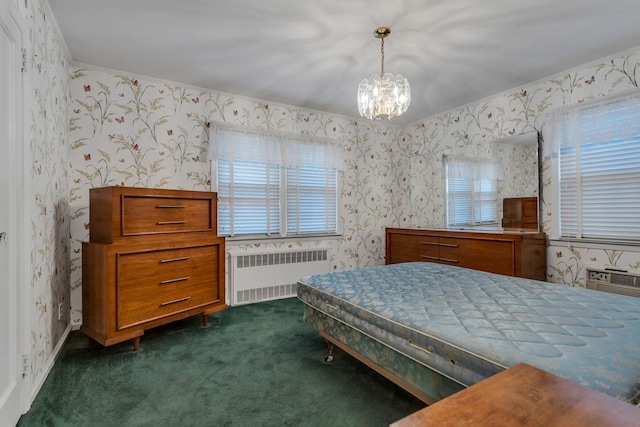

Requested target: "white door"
[{"left": 0, "top": 1, "right": 26, "bottom": 426}]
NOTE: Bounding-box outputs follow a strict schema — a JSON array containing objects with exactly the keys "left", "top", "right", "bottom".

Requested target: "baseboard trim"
[{"left": 27, "top": 323, "right": 73, "bottom": 410}]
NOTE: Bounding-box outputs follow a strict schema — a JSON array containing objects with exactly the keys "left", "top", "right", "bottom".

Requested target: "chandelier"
[{"left": 357, "top": 27, "right": 411, "bottom": 121}]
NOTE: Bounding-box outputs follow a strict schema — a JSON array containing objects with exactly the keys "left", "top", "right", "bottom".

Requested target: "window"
[
  {"left": 286, "top": 165, "right": 338, "bottom": 234},
  {"left": 445, "top": 157, "right": 498, "bottom": 227},
  {"left": 217, "top": 158, "right": 281, "bottom": 235},
  {"left": 552, "top": 91, "right": 640, "bottom": 241},
  {"left": 211, "top": 124, "right": 341, "bottom": 238}
]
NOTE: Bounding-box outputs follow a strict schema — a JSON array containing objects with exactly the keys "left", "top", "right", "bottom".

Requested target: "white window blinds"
[
  {"left": 550, "top": 90, "right": 640, "bottom": 241},
  {"left": 210, "top": 123, "right": 342, "bottom": 237},
  {"left": 445, "top": 157, "right": 499, "bottom": 227},
  {"left": 217, "top": 158, "right": 281, "bottom": 236}
]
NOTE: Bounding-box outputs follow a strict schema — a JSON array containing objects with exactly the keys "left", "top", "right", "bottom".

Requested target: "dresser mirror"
[
  {"left": 492, "top": 131, "right": 539, "bottom": 231},
  {"left": 410, "top": 130, "right": 540, "bottom": 231},
  {"left": 438, "top": 130, "right": 540, "bottom": 232}
]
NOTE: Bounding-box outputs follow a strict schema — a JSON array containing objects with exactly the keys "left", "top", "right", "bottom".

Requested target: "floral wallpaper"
[
  {"left": 403, "top": 50, "right": 640, "bottom": 286},
  {"left": 19, "top": 0, "right": 70, "bottom": 394},
  {"left": 17, "top": 0, "right": 640, "bottom": 406},
  {"left": 66, "top": 69, "right": 411, "bottom": 325}
]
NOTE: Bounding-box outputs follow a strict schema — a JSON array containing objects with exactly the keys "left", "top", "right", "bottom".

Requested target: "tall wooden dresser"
[{"left": 81, "top": 186, "right": 226, "bottom": 350}]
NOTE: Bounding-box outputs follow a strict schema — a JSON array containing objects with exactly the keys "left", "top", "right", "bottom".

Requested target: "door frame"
[
  {"left": 1, "top": 0, "right": 30, "bottom": 419},
  {"left": 15, "top": 0, "right": 30, "bottom": 415}
]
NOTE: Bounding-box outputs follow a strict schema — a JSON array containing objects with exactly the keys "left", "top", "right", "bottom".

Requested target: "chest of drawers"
[
  {"left": 386, "top": 228, "right": 546, "bottom": 280},
  {"left": 81, "top": 187, "right": 226, "bottom": 350}
]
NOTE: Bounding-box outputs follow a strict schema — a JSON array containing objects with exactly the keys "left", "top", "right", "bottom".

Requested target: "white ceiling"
[{"left": 47, "top": 0, "right": 640, "bottom": 125}]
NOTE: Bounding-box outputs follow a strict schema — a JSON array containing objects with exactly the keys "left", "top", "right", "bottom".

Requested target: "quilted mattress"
[{"left": 297, "top": 262, "right": 640, "bottom": 401}]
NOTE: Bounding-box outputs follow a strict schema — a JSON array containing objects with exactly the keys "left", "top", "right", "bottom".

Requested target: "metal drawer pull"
[
  {"left": 156, "top": 205, "right": 186, "bottom": 209},
  {"left": 439, "top": 257, "right": 459, "bottom": 263},
  {"left": 440, "top": 243, "right": 459, "bottom": 248},
  {"left": 160, "top": 276, "right": 190, "bottom": 284},
  {"left": 160, "top": 256, "right": 190, "bottom": 263},
  {"left": 421, "top": 255, "right": 439, "bottom": 260},
  {"left": 420, "top": 241, "right": 439, "bottom": 246},
  {"left": 160, "top": 296, "right": 191, "bottom": 306},
  {"left": 156, "top": 221, "right": 187, "bottom": 225}
]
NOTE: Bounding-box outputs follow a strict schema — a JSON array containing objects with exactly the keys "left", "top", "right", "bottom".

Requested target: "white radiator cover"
[{"left": 229, "top": 247, "right": 330, "bottom": 306}]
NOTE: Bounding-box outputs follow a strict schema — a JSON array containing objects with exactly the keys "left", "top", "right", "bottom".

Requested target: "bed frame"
[
  {"left": 321, "top": 331, "right": 435, "bottom": 404},
  {"left": 301, "top": 301, "right": 466, "bottom": 403},
  {"left": 297, "top": 262, "right": 640, "bottom": 404}
]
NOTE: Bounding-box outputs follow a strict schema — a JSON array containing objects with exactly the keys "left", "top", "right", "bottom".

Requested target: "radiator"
[
  {"left": 229, "top": 248, "right": 330, "bottom": 306},
  {"left": 585, "top": 267, "right": 640, "bottom": 298}
]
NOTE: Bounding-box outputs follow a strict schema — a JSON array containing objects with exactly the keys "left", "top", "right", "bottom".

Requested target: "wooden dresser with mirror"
[
  {"left": 81, "top": 186, "right": 227, "bottom": 350},
  {"left": 386, "top": 227, "right": 547, "bottom": 281}
]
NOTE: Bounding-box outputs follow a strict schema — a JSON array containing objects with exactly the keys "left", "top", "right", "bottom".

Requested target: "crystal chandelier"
[{"left": 357, "top": 27, "right": 411, "bottom": 121}]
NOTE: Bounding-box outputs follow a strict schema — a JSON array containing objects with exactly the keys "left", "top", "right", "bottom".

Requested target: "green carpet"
[{"left": 18, "top": 298, "right": 424, "bottom": 426}]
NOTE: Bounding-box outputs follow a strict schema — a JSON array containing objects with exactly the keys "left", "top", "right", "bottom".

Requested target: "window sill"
[
  {"left": 223, "top": 233, "right": 343, "bottom": 245},
  {"left": 549, "top": 237, "right": 640, "bottom": 251}
]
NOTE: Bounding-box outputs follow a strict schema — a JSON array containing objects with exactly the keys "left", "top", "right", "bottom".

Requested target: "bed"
[{"left": 296, "top": 262, "right": 640, "bottom": 404}]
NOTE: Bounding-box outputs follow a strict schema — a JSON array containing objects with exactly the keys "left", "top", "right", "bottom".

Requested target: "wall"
[
  {"left": 66, "top": 67, "right": 411, "bottom": 324},
  {"left": 19, "top": 0, "right": 70, "bottom": 396},
  {"left": 66, "top": 48, "right": 640, "bottom": 325},
  {"left": 405, "top": 48, "right": 640, "bottom": 286}
]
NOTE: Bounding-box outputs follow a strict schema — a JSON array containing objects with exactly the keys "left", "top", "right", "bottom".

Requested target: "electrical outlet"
[
  {"left": 22, "top": 354, "right": 30, "bottom": 377},
  {"left": 58, "top": 302, "right": 62, "bottom": 320}
]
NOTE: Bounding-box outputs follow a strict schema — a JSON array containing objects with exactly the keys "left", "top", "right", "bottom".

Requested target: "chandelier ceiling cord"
[
  {"left": 379, "top": 28, "right": 386, "bottom": 75},
  {"left": 357, "top": 27, "right": 411, "bottom": 121}
]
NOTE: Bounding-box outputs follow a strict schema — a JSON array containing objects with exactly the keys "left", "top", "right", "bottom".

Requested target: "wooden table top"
[{"left": 390, "top": 363, "right": 640, "bottom": 427}]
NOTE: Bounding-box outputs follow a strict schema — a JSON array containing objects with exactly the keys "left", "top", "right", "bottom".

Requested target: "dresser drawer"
[
  {"left": 440, "top": 237, "right": 514, "bottom": 275},
  {"left": 387, "top": 233, "right": 439, "bottom": 263},
  {"left": 89, "top": 186, "right": 217, "bottom": 243},
  {"left": 116, "top": 244, "right": 221, "bottom": 329},
  {"left": 122, "top": 195, "right": 213, "bottom": 236}
]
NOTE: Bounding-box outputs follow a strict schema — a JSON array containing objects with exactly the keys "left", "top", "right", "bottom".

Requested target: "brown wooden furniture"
[
  {"left": 386, "top": 228, "right": 546, "bottom": 281},
  {"left": 81, "top": 186, "right": 226, "bottom": 350},
  {"left": 502, "top": 196, "right": 538, "bottom": 229},
  {"left": 390, "top": 363, "right": 640, "bottom": 427}
]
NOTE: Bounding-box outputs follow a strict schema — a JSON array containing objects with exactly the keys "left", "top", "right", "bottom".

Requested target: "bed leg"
[{"left": 325, "top": 341, "right": 334, "bottom": 362}]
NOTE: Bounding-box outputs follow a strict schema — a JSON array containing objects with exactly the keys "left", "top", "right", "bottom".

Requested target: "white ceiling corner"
[{"left": 47, "top": 0, "right": 640, "bottom": 125}]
